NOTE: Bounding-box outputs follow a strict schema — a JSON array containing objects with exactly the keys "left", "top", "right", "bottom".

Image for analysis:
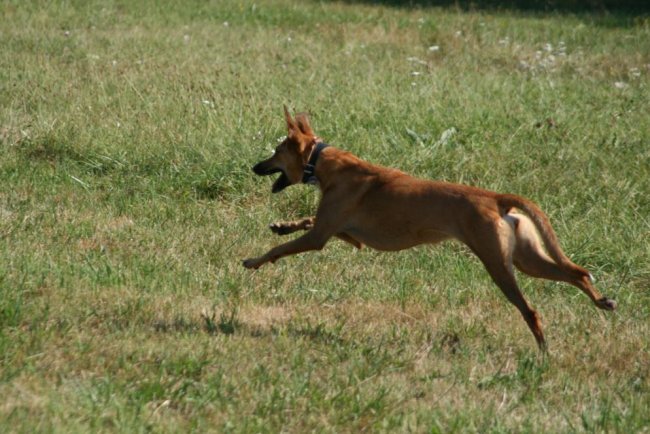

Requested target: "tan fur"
[{"left": 243, "top": 108, "right": 616, "bottom": 349}]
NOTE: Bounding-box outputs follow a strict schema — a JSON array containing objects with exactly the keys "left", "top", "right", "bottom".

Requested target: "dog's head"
[{"left": 252, "top": 106, "right": 318, "bottom": 193}]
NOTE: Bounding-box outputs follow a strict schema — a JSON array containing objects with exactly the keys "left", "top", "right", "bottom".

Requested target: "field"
[{"left": 1, "top": 0, "right": 649, "bottom": 432}]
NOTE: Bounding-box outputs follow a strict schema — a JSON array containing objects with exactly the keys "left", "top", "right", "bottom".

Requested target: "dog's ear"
[
  {"left": 284, "top": 105, "right": 298, "bottom": 134},
  {"left": 294, "top": 113, "right": 314, "bottom": 137}
]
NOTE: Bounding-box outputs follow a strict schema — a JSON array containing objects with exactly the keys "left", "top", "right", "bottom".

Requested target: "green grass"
[{"left": 1, "top": 0, "right": 649, "bottom": 432}]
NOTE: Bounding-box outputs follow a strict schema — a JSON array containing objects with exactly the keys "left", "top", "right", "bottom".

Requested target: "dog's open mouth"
[{"left": 252, "top": 163, "right": 290, "bottom": 193}]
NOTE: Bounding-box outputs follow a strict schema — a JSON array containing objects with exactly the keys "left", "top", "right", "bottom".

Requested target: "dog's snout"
[{"left": 252, "top": 161, "right": 281, "bottom": 176}]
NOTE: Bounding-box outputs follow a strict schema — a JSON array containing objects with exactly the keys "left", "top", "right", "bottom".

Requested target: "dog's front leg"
[
  {"left": 269, "top": 217, "right": 315, "bottom": 235},
  {"left": 242, "top": 230, "right": 330, "bottom": 269},
  {"left": 243, "top": 191, "right": 353, "bottom": 269}
]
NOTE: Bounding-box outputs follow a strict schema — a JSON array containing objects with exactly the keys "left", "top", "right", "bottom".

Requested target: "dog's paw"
[
  {"left": 242, "top": 258, "right": 262, "bottom": 270},
  {"left": 596, "top": 297, "right": 617, "bottom": 311},
  {"left": 269, "top": 222, "right": 291, "bottom": 235}
]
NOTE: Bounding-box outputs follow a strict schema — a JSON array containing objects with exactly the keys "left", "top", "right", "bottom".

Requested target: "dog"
[{"left": 242, "top": 107, "right": 616, "bottom": 349}]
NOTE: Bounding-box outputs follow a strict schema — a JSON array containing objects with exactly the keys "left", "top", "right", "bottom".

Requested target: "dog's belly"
[{"left": 343, "top": 226, "right": 450, "bottom": 251}]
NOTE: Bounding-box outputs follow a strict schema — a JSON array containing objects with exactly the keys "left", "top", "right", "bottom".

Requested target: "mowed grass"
[{"left": 1, "top": 0, "right": 649, "bottom": 432}]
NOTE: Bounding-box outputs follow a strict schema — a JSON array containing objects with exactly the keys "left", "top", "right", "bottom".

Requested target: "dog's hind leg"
[
  {"left": 467, "top": 216, "right": 546, "bottom": 349},
  {"left": 511, "top": 213, "right": 616, "bottom": 311},
  {"left": 269, "top": 217, "right": 315, "bottom": 235}
]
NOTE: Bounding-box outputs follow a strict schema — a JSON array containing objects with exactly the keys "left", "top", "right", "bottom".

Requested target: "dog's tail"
[{"left": 498, "top": 194, "right": 589, "bottom": 277}]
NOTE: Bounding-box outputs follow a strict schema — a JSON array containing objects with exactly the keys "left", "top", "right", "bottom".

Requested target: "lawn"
[{"left": 1, "top": 0, "right": 649, "bottom": 432}]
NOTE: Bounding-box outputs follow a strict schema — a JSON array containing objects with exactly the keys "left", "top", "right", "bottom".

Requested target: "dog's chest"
[{"left": 343, "top": 225, "right": 419, "bottom": 252}]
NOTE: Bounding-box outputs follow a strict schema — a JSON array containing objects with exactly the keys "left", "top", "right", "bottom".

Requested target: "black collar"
[{"left": 302, "top": 142, "right": 329, "bottom": 184}]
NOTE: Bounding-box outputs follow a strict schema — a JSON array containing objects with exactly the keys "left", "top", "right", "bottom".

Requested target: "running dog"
[{"left": 242, "top": 107, "right": 616, "bottom": 349}]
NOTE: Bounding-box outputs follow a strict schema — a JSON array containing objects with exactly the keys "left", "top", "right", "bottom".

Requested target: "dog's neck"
[{"left": 302, "top": 139, "right": 329, "bottom": 185}]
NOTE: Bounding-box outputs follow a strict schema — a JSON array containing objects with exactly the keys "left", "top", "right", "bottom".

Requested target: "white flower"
[
  {"left": 428, "top": 45, "right": 440, "bottom": 52},
  {"left": 614, "top": 81, "right": 627, "bottom": 89},
  {"left": 407, "top": 57, "right": 426, "bottom": 65}
]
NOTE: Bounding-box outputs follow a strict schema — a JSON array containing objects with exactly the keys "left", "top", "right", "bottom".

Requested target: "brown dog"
[{"left": 243, "top": 107, "right": 616, "bottom": 349}]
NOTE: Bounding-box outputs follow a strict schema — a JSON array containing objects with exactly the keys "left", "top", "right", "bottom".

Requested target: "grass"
[{"left": 1, "top": 0, "right": 649, "bottom": 432}]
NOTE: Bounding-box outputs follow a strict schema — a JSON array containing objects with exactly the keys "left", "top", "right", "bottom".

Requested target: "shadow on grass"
[
  {"left": 152, "top": 312, "right": 348, "bottom": 346},
  {"left": 151, "top": 312, "right": 470, "bottom": 359},
  {"left": 325, "top": 0, "right": 650, "bottom": 26},
  {"left": 329, "top": 0, "right": 650, "bottom": 12}
]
